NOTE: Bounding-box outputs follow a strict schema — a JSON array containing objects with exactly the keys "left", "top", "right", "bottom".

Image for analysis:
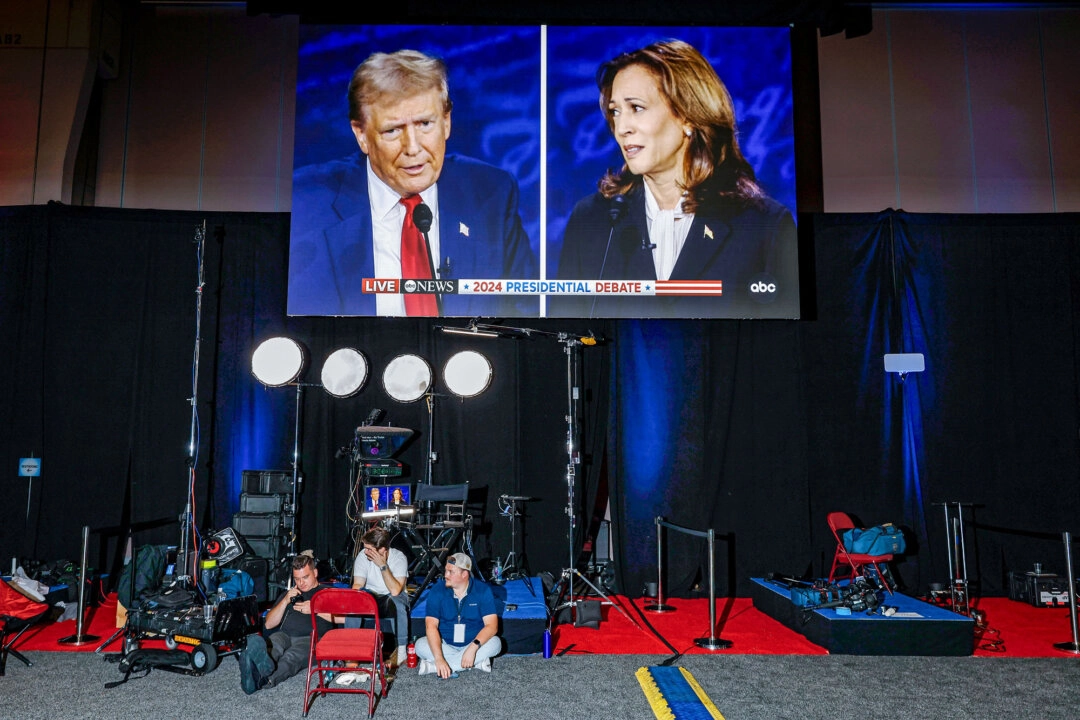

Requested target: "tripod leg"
[
  {"left": 94, "top": 626, "right": 125, "bottom": 654},
  {"left": 571, "top": 569, "right": 644, "bottom": 632},
  {"left": 408, "top": 532, "right": 458, "bottom": 601},
  {"left": 546, "top": 573, "right": 571, "bottom": 630}
]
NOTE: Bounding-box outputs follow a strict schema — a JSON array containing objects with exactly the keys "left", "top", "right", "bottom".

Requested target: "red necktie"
[{"left": 400, "top": 195, "right": 438, "bottom": 316}]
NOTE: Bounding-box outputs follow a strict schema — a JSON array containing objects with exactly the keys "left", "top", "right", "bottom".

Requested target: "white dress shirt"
[
  {"left": 367, "top": 161, "right": 442, "bottom": 316},
  {"left": 643, "top": 183, "right": 693, "bottom": 281}
]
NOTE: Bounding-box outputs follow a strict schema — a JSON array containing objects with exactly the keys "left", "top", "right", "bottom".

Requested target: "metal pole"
[
  {"left": 289, "top": 382, "right": 304, "bottom": 557},
  {"left": 645, "top": 517, "right": 674, "bottom": 613},
  {"left": 59, "top": 526, "right": 100, "bottom": 645},
  {"left": 943, "top": 503, "right": 954, "bottom": 596},
  {"left": 956, "top": 504, "right": 969, "bottom": 585},
  {"left": 564, "top": 339, "right": 578, "bottom": 604},
  {"left": 175, "top": 221, "right": 207, "bottom": 588},
  {"left": 1054, "top": 531, "right": 1080, "bottom": 654},
  {"left": 695, "top": 528, "right": 732, "bottom": 650}
]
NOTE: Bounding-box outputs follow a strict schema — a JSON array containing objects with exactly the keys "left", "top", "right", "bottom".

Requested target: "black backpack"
[{"left": 117, "top": 544, "right": 168, "bottom": 608}]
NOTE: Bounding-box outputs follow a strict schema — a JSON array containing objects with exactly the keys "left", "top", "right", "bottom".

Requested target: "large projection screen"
[{"left": 288, "top": 25, "right": 798, "bottom": 320}]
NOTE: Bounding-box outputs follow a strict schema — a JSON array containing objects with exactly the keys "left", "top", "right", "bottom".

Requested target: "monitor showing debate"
[{"left": 288, "top": 24, "right": 799, "bottom": 319}]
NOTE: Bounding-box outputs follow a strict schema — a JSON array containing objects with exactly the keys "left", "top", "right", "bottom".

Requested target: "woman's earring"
[{"left": 684, "top": 128, "right": 692, "bottom": 138}]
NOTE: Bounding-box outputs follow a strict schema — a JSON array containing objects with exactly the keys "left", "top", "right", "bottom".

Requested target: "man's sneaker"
[
  {"left": 393, "top": 645, "right": 408, "bottom": 667},
  {"left": 475, "top": 657, "right": 491, "bottom": 672},
  {"left": 417, "top": 659, "right": 435, "bottom": 676}
]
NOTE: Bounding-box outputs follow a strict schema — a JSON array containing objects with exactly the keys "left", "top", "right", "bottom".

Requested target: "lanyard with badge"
[{"left": 453, "top": 593, "right": 467, "bottom": 644}]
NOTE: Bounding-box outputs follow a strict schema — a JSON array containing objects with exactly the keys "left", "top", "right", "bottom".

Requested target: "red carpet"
[
  {"left": 15, "top": 595, "right": 167, "bottom": 654},
  {"left": 552, "top": 594, "right": 1080, "bottom": 658},
  {"left": 13, "top": 593, "right": 1080, "bottom": 658}
]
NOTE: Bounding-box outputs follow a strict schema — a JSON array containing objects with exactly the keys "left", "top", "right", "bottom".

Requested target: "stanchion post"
[
  {"left": 1053, "top": 530, "right": 1080, "bottom": 654},
  {"left": 644, "top": 516, "right": 674, "bottom": 613},
  {"left": 694, "top": 528, "right": 732, "bottom": 650},
  {"left": 59, "top": 525, "right": 100, "bottom": 645}
]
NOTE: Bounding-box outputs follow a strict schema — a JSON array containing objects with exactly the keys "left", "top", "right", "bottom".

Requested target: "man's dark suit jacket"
[
  {"left": 288, "top": 153, "right": 538, "bottom": 317},
  {"left": 551, "top": 186, "right": 799, "bottom": 319}
]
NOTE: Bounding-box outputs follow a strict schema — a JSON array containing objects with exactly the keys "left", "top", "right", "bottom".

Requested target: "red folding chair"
[
  {"left": 303, "top": 588, "right": 387, "bottom": 717},
  {"left": 1, "top": 579, "right": 50, "bottom": 676},
  {"left": 827, "top": 511, "right": 895, "bottom": 593}
]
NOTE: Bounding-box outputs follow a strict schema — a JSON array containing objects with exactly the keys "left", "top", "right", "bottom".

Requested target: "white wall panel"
[
  {"left": 200, "top": 11, "right": 296, "bottom": 212},
  {"left": 889, "top": 12, "right": 976, "bottom": 213},
  {"left": 111, "top": 7, "right": 216, "bottom": 209},
  {"left": 1041, "top": 10, "right": 1080, "bottom": 212},
  {"left": 5, "top": 6, "right": 1080, "bottom": 215},
  {"left": 818, "top": 20, "right": 897, "bottom": 212},
  {"left": 964, "top": 11, "right": 1054, "bottom": 213}
]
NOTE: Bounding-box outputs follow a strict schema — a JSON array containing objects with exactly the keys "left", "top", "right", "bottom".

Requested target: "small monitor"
[
  {"left": 363, "top": 482, "right": 413, "bottom": 512},
  {"left": 356, "top": 425, "right": 414, "bottom": 459}
]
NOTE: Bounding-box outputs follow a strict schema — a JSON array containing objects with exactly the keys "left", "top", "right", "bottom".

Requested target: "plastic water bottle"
[
  {"left": 543, "top": 629, "right": 552, "bottom": 659},
  {"left": 199, "top": 559, "right": 219, "bottom": 594}
]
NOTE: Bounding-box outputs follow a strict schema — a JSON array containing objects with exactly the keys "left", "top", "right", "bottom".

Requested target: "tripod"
[
  {"left": 496, "top": 495, "right": 534, "bottom": 582},
  {"left": 548, "top": 567, "right": 643, "bottom": 633}
]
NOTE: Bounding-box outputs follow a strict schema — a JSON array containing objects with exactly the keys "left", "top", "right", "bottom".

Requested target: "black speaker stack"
[{"left": 232, "top": 470, "right": 296, "bottom": 599}]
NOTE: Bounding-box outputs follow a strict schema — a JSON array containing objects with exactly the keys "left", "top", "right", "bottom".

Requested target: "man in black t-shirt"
[{"left": 239, "top": 552, "right": 333, "bottom": 693}]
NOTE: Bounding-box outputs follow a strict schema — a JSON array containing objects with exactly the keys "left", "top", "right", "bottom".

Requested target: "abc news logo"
[
  {"left": 747, "top": 273, "right": 780, "bottom": 304},
  {"left": 363, "top": 279, "right": 458, "bottom": 294}
]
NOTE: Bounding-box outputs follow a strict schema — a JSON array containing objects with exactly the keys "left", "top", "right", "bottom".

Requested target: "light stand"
[
  {"left": 286, "top": 381, "right": 319, "bottom": 558},
  {"left": 251, "top": 336, "right": 312, "bottom": 593},
  {"left": 931, "top": 501, "right": 974, "bottom": 616},
  {"left": 560, "top": 333, "right": 583, "bottom": 605},
  {"left": 436, "top": 322, "right": 600, "bottom": 620},
  {"left": 173, "top": 221, "right": 208, "bottom": 591}
]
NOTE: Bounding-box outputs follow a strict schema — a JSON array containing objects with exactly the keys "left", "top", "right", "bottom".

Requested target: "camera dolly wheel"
[{"left": 191, "top": 643, "right": 219, "bottom": 673}]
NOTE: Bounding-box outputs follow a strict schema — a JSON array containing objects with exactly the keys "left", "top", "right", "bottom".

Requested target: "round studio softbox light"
[
  {"left": 382, "top": 353, "right": 432, "bottom": 403},
  {"left": 321, "top": 347, "right": 369, "bottom": 398},
  {"left": 443, "top": 350, "right": 493, "bottom": 398},
  {"left": 251, "top": 337, "right": 307, "bottom": 386}
]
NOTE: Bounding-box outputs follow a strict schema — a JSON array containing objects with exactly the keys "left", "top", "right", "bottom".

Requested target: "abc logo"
[
  {"left": 748, "top": 273, "right": 779, "bottom": 304},
  {"left": 403, "top": 280, "right": 418, "bottom": 293}
]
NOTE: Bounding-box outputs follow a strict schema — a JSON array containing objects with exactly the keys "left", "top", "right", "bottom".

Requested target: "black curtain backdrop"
[{"left": 2, "top": 204, "right": 1078, "bottom": 599}]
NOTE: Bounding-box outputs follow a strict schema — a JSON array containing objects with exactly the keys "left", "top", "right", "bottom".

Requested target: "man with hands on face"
[
  {"left": 339, "top": 526, "right": 410, "bottom": 679},
  {"left": 415, "top": 552, "right": 501, "bottom": 678}
]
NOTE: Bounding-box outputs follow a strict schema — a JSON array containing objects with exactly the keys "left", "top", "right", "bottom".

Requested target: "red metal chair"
[
  {"left": 302, "top": 588, "right": 387, "bottom": 717},
  {"left": 827, "top": 511, "right": 895, "bottom": 593}
]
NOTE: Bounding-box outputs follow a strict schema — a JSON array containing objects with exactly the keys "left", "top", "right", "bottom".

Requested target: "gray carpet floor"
[{"left": 3, "top": 650, "right": 1079, "bottom": 719}]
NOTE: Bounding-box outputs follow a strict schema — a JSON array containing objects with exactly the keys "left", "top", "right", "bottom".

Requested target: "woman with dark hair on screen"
[{"left": 553, "top": 39, "right": 798, "bottom": 319}]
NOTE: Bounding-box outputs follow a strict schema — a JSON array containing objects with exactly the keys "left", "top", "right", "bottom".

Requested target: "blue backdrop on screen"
[
  {"left": 289, "top": 25, "right": 796, "bottom": 319},
  {"left": 545, "top": 26, "right": 796, "bottom": 277},
  {"left": 294, "top": 24, "right": 542, "bottom": 238}
]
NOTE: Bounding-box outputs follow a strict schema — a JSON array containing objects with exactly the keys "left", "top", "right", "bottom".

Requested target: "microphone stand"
[
  {"left": 413, "top": 202, "right": 443, "bottom": 315},
  {"left": 590, "top": 195, "right": 627, "bottom": 319}
]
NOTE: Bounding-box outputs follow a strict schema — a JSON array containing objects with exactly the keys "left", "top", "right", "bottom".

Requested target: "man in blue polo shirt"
[{"left": 415, "top": 552, "right": 501, "bottom": 678}]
